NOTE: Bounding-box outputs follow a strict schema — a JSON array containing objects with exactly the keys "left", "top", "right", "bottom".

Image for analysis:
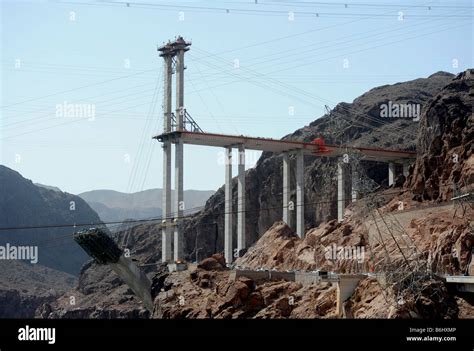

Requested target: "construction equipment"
[{"left": 74, "top": 228, "right": 154, "bottom": 312}]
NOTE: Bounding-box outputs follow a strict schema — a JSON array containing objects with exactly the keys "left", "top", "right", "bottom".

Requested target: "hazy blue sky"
[{"left": 1, "top": 0, "right": 472, "bottom": 194}]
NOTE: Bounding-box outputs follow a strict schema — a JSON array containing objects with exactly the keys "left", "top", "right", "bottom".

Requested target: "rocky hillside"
[
  {"left": 154, "top": 261, "right": 339, "bottom": 319},
  {"left": 407, "top": 69, "right": 474, "bottom": 201},
  {"left": 151, "top": 192, "right": 472, "bottom": 319},
  {"left": 0, "top": 261, "right": 75, "bottom": 318},
  {"left": 0, "top": 165, "right": 102, "bottom": 275}
]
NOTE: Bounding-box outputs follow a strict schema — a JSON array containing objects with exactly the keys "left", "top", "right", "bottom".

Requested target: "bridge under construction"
[{"left": 154, "top": 37, "right": 417, "bottom": 265}]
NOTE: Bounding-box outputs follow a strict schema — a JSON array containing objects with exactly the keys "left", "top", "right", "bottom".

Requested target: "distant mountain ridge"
[
  {"left": 78, "top": 189, "right": 215, "bottom": 225},
  {"left": 0, "top": 165, "right": 102, "bottom": 275}
]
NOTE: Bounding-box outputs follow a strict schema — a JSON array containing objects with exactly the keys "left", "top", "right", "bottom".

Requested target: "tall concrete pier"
[{"left": 157, "top": 37, "right": 190, "bottom": 263}]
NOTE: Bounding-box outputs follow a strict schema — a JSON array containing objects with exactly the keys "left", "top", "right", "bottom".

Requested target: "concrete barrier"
[
  {"left": 229, "top": 270, "right": 270, "bottom": 281},
  {"left": 295, "top": 272, "right": 321, "bottom": 286},
  {"left": 269, "top": 271, "right": 295, "bottom": 281},
  {"left": 446, "top": 276, "right": 474, "bottom": 293}
]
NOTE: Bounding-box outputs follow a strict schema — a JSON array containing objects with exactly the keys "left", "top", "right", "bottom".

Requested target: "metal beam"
[{"left": 224, "top": 147, "right": 233, "bottom": 265}]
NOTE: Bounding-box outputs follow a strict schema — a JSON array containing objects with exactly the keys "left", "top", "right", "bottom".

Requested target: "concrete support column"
[
  {"left": 402, "top": 163, "right": 409, "bottom": 177},
  {"left": 336, "top": 275, "right": 364, "bottom": 318},
  {"left": 237, "top": 145, "right": 246, "bottom": 255},
  {"left": 110, "top": 256, "right": 154, "bottom": 312},
  {"left": 173, "top": 139, "right": 184, "bottom": 261},
  {"left": 282, "top": 152, "right": 293, "bottom": 229},
  {"left": 337, "top": 161, "right": 348, "bottom": 222},
  {"left": 161, "top": 55, "right": 173, "bottom": 263},
  {"left": 224, "top": 147, "right": 233, "bottom": 265},
  {"left": 351, "top": 168, "right": 359, "bottom": 203},
  {"left": 175, "top": 49, "right": 185, "bottom": 130},
  {"left": 163, "top": 56, "right": 173, "bottom": 133},
  {"left": 388, "top": 162, "right": 396, "bottom": 186},
  {"left": 173, "top": 45, "right": 186, "bottom": 262},
  {"left": 296, "top": 150, "right": 304, "bottom": 238},
  {"left": 162, "top": 142, "right": 172, "bottom": 262}
]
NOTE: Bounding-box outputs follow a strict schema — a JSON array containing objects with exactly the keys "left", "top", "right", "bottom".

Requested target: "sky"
[{"left": 0, "top": 0, "right": 472, "bottom": 195}]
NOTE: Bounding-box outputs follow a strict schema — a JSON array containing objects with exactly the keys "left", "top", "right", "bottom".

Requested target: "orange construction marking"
[{"left": 312, "top": 137, "right": 330, "bottom": 153}]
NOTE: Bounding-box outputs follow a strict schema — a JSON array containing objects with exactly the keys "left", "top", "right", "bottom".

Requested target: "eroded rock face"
[
  {"left": 235, "top": 219, "right": 369, "bottom": 273},
  {"left": 407, "top": 70, "right": 474, "bottom": 201},
  {"left": 389, "top": 277, "right": 459, "bottom": 319},
  {"left": 235, "top": 221, "right": 301, "bottom": 270},
  {"left": 345, "top": 276, "right": 459, "bottom": 319},
  {"left": 198, "top": 253, "right": 226, "bottom": 271},
  {"left": 0, "top": 261, "right": 76, "bottom": 318},
  {"left": 0, "top": 290, "right": 59, "bottom": 318}
]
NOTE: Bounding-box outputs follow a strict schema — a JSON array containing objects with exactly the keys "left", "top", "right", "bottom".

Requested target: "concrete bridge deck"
[{"left": 154, "top": 130, "right": 416, "bottom": 162}]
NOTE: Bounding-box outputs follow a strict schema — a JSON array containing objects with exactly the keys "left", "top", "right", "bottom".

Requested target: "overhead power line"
[
  {"left": 60, "top": 0, "right": 473, "bottom": 18},
  {"left": 0, "top": 182, "right": 462, "bottom": 233}
]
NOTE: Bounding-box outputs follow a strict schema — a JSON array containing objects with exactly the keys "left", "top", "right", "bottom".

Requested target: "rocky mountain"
[
  {"left": 407, "top": 69, "right": 474, "bottom": 201},
  {"left": 78, "top": 189, "right": 215, "bottom": 227},
  {"left": 0, "top": 165, "right": 102, "bottom": 275}
]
